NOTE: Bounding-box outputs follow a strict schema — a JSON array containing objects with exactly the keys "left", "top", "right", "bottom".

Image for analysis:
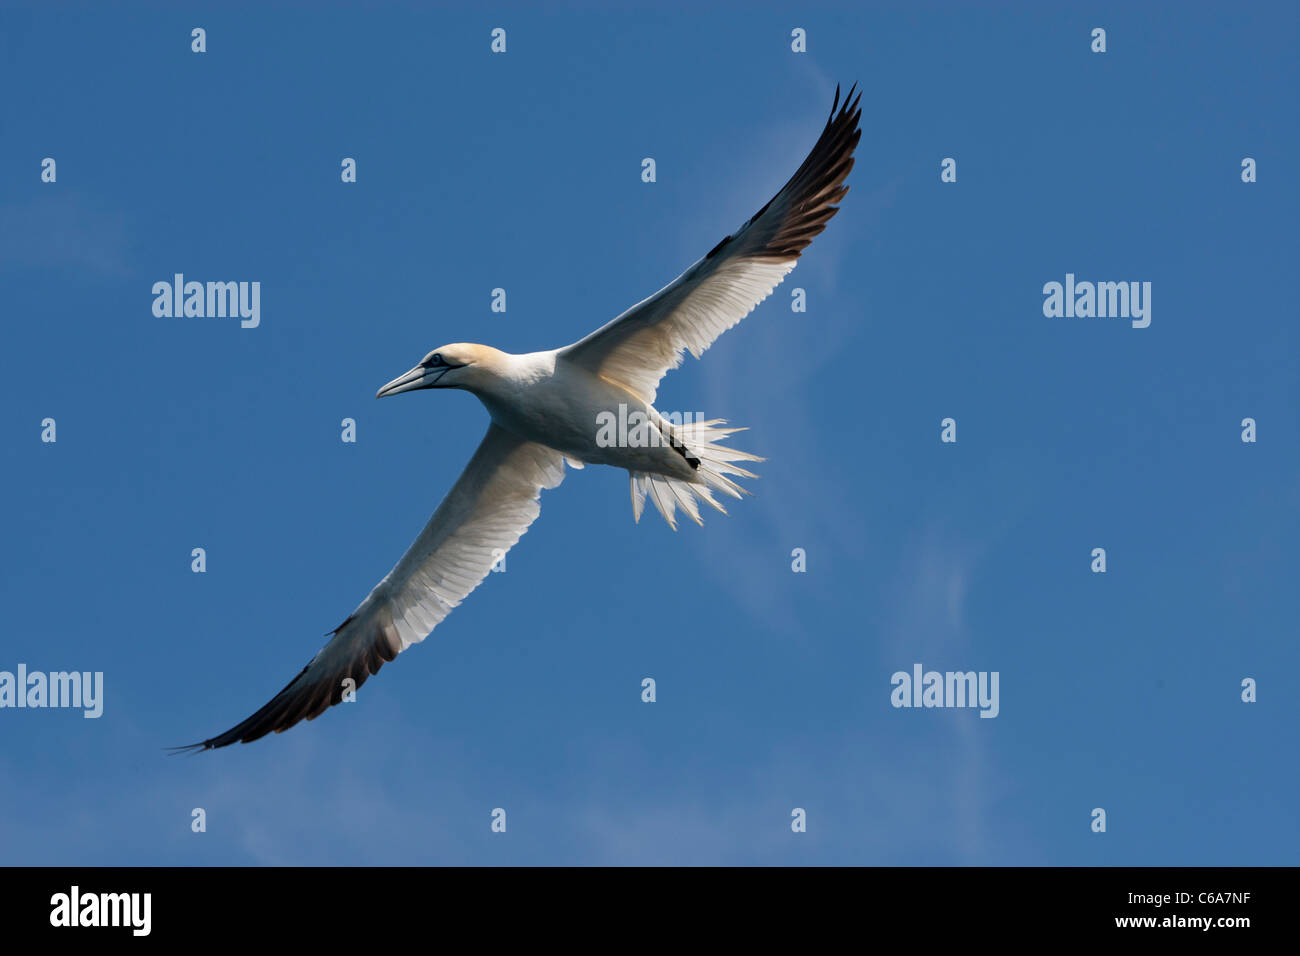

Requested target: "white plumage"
[{"left": 182, "top": 85, "right": 862, "bottom": 749}]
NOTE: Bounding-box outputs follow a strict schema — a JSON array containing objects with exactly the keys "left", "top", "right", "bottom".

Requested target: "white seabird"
[{"left": 182, "top": 85, "right": 862, "bottom": 750}]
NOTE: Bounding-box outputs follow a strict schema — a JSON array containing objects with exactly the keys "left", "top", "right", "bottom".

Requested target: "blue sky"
[{"left": 1, "top": 1, "right": 1296, "bottom": 865}]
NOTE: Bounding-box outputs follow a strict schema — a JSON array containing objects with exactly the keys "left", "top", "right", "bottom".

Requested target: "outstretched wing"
[
  {"left": 560, "top": 84, "right": 862, "bottom": 404},
  {"left": 179, "top": 424, "right": 566, "bottom": 750}
]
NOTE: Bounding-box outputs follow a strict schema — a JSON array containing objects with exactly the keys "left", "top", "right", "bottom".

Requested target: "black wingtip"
[
  {"left": 827, "top": 82, "right": 861, "bottom": 127},
  {"left": 838, "top": 82, "right": 860, "bottom": 117},
  {"left": 164, "top": 742, "right": 212, "bottom": 756}
]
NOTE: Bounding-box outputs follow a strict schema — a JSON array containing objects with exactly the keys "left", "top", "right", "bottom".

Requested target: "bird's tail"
[{"left": 630, "top": 419, "right": 764, "bottom": 530}]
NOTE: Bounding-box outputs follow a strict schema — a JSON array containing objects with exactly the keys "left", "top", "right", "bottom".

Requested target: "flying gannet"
[{"left": 181, "top": 85, "right": 862, "bottom": 750}]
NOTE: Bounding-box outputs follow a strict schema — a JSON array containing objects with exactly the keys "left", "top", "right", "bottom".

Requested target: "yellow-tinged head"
[{"left": 375, "top": 343, "right": 508, "bottom": 398}]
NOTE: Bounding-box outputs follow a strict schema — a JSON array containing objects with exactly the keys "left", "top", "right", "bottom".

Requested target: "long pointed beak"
[{"left": 376, "top": 364, "right": 441, "bottom": 398}]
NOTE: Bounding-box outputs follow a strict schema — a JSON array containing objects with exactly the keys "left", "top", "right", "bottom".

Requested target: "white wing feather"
[
  {"left": 184, "top": 423, "right": 564, "bottom": 749},
  {"left": 561, "top": 85, "right": 863, "bottom": 403}
]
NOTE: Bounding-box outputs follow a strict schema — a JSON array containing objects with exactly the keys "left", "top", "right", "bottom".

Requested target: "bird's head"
[{"left": 376, "top": 343, "right": 502, "bottom": 398}]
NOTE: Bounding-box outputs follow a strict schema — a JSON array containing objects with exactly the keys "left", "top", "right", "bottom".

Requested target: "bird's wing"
[
  {"left": 559, "top": 84, "right": 862, "bottom": 404},
  {"left": 180, "top": 423, "right": 565, "bottom": 750}
]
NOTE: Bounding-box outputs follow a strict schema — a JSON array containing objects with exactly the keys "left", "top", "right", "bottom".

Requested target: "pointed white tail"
[{"left": 629, "top": 419, "right": 764, "bottom": 530}]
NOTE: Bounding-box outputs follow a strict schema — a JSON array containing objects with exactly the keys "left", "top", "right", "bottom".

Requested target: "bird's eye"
[{"left": 423, "top": 352, "right": 442, "bottom": 368}]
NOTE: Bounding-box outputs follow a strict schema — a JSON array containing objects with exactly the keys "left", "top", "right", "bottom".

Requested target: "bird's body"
[
  {"left": 465, "top": 348, "right": 728, "bottom": 481},
  {"left": 463, "top": 349, "right": 662, "bottom": 473},
  {"left": 180, "top": 85, "right": 863, "bottom": 751}
]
